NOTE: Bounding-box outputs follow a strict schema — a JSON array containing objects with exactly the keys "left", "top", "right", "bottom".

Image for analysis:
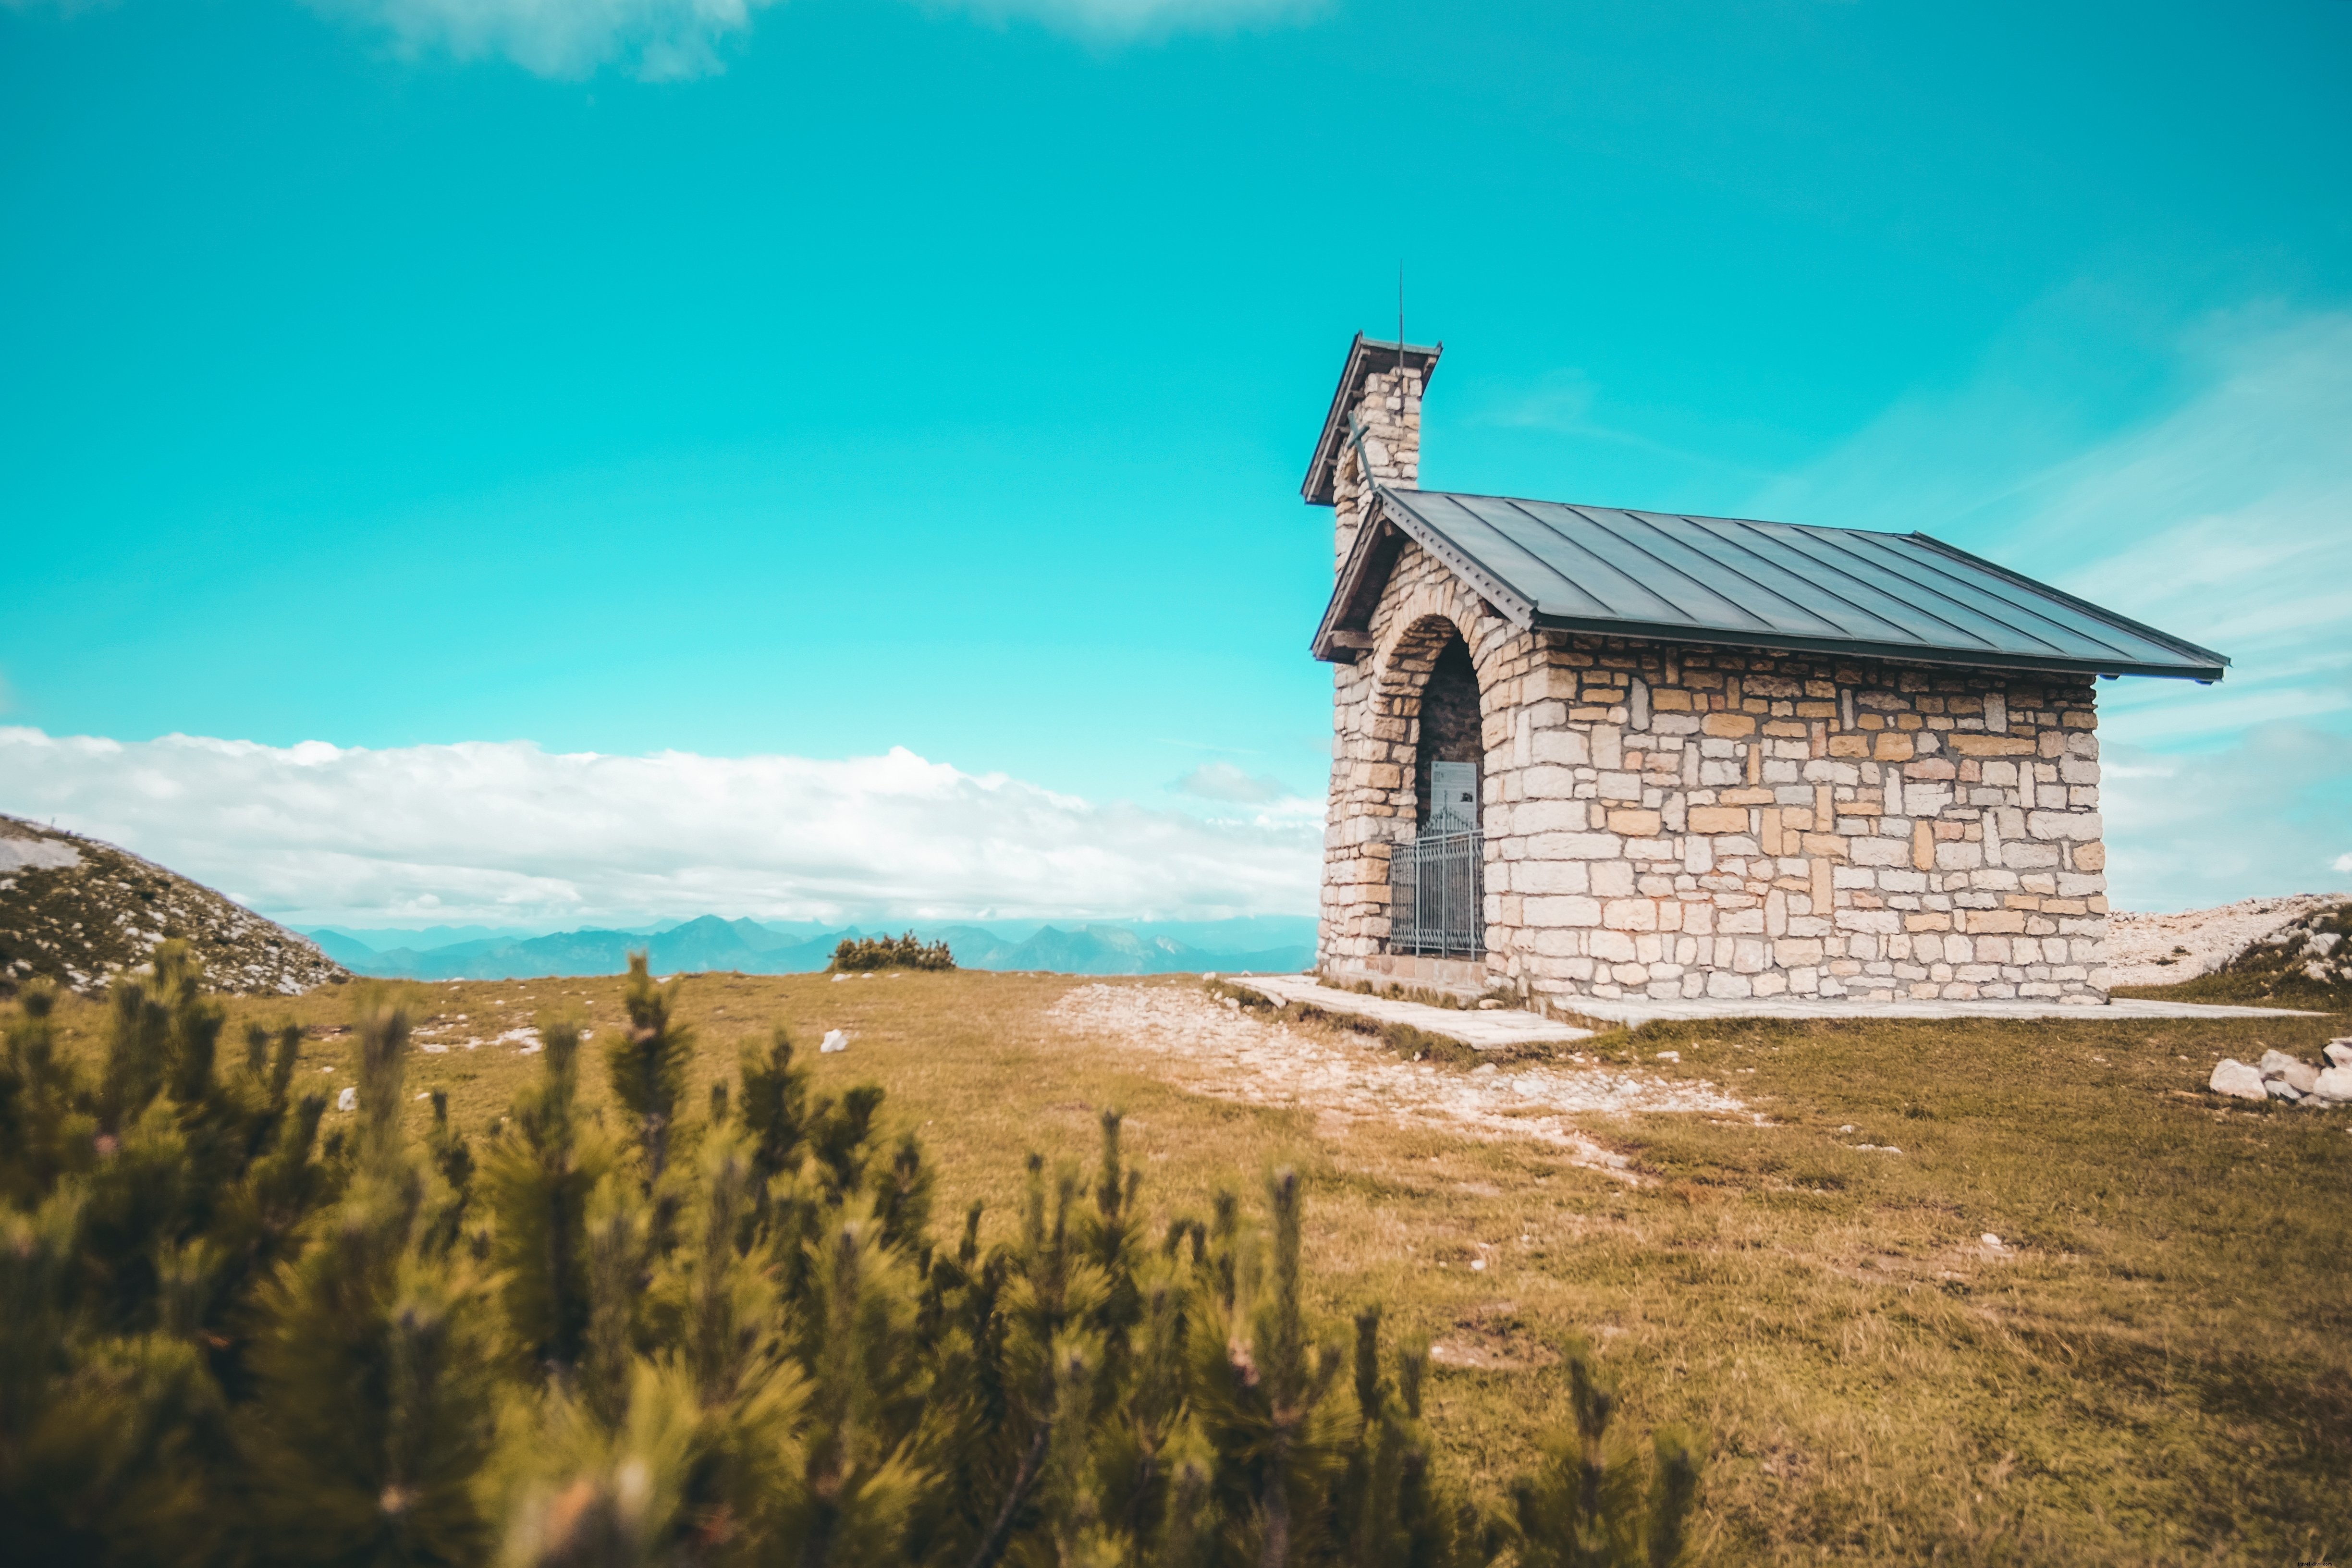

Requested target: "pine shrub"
[
  {"left": 0, "top": 944, "right": 1704, "bottom": 1568},
  {"left": 830, "top": 933, "right": 956, "bottom": 973}
]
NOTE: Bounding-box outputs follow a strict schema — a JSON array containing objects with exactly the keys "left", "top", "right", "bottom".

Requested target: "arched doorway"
[
  {"left": 1415, "top": 636, "right": 1483, "bottom": 833},
  {"left": 1382, "top": 622, "right": 1486, "bottom": 958}
]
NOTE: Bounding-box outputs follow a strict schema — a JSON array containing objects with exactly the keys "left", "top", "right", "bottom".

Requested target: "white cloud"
[
  {"left": 305, "top": 0, "right": 781, "bottom": 78},
  {"left": 306, "top": 0, "right": 1309, "bottom": 77},
  {"left": 1174, "top": 760, "right": 1298, "bottom": 805},
  {"left": 0, "top": 728, "right": 1320, "bottom": 926},
  {"left": 2101, "top": 724, "right": 2352, "bottom": 913}
]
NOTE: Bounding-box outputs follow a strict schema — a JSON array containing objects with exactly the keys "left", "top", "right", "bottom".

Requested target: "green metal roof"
[{"left": 1313, "top": 487, "right": 2229, "bottom": 682}]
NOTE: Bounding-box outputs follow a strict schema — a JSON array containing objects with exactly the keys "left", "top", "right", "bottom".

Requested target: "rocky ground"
[
  {"left": 2107, "top": 892, "right": 2351, "bottom": 986},
  {"left": 1046, "top": 980, "right": 1752, "bottom": 1181},
  {"left": 0, "top": 814, "right": 348, "bottom": 998}
]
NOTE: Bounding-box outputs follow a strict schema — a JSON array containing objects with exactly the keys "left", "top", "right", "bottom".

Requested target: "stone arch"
[{"left": 1374, "top": 610, "right": 1494, "bottom": 830}]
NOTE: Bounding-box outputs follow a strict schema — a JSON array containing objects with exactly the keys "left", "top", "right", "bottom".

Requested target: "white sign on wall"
[{"left": 1428, "top": 760, "right": 1479, "bottom": 833}]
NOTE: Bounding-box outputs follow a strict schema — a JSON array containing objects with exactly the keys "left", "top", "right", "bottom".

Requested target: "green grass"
[{"left": 30, "top": 971, "right": 2352, "bottom": 1565}]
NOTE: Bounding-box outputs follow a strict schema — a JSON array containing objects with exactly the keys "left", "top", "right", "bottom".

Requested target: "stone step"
[{"left": 1223, "top": 974, "right": 1593, "bottom": 1050}]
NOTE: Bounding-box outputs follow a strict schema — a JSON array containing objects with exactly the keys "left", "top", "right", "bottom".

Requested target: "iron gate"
[{"left": 1387, "top": 829, "right": 1485, "bottom": 957}]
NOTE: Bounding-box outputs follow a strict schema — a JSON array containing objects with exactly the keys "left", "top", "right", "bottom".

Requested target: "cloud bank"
[
  {"left": 0, "top": 729, "right": 1321, "bottom": 927},
  {"left": 307, "top": 0, "right": 1308, "bottom": 77}
]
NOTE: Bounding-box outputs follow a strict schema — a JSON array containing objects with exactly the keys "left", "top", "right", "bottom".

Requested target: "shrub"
[
  {"left": 0, "top": 945, "right": 1702, "bottom": 1568},
  {"left": 831, "top": 932, "right": 956, "bottom": 973}
]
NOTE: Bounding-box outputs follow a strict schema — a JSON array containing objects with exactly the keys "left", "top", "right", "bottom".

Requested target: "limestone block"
[
  {"left": 2027, "top": 810, "right": 2102, "bottom": 841},
  {"left": 1935, "top": 840, "right": 1986, "bottom": 871},
  {"left": 1589, "top": 929, "right": 1637, "bottom": 962},
  {"left": 1523, "top": 895, "right": 1602, "bottom": 928},
  {"left": 1904, "top": 783, "right": 1952, "bottom": 818},
  {"left": 1516, "top": 860, "right": 1592, "bottom": 895},
  {"left": 1603, "top": 898, "right": 1659, "bottom": 931},
  {"left": 1850, "top": 835, "right": 1910, "bottom": 868},
  {"left": 1527, "top": 832, "right": 1626, "bottom": 861},
  {"left": 1513, "top": 798, "right": 1592, "bottom": 834},
  {"left": 1688, "top": 806, "right": 1749, "bottom": 834},
  {"left": 1947, "top": 735, "right": 2037, "bottom": 758},
  {"left": 1705, "top": 971, "right": 1753, "bottom": 999},
  {"left": 1597, "top": 772, "right": 1643, "bottom": 802},
  {"left": 1590, "top": 860, "right": 1637, "bottom": 897},
  {"left": 1531, "top": 729, "right": 1591, "bottom": 766}
]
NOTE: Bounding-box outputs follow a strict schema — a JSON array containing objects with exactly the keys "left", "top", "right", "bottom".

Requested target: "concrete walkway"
[
  {"left": 1549, "top": 995, "right": 2323, "bottom": 1026},
  {"left": 1227, "top": 974, "right": 1593, "bottom": 1049},
  {"left": 1223, "top": 973, "right": 2318, "bottom": 1047}
]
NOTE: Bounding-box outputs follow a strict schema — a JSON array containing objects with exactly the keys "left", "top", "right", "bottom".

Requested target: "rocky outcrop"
[
  {"left": 2210, "top": 1040, "right": 2352, "bottom": 1105},
  {"left": 2216, "top": 902, "right": 2352, "bottom": 989},
  {"left": 0, "top": 814, "right": 347, "bottom": 998}
]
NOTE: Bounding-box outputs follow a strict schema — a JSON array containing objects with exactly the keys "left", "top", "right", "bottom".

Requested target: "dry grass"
[{"left": 31, "top": 970, "right": 2352, "bottom": 1566}]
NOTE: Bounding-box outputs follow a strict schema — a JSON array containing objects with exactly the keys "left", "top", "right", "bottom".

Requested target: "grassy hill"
[{"left": 0, "top": 813, "right": 347, "bottom": 998}]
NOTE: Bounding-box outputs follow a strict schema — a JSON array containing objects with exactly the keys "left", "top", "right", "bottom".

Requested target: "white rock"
[
  {"left": 2257, "top": 1051, "right": 2320, "bottom": 1094},
  {"left": 832, "top": 973, "right": 851, "bottom": 983},
  {"left": 2207, "top": 1059, "right": 2266, "bottom": 1101},
  {"left": 1655, "top": 1050, "right": 1680, "bottom": 1062},
  {"left": 1981, "top": 1233, "right": 2002, "bottom": 1248},
  {"left": 336, "top": 1086, "right": 357, "bottom": 1112},
  {"left": 2312, "top": 1066, "right": 2352, "bottom": 1104},
  {"left": 2265, "top": 1078, "right": 2303, "bottom": 1102},
  {"left": 2326, "top": 1041, "right": 2352, "bottom": 1069},
  {"left": 821, "top": 1029, "right": 848, "bottom": 1054}
]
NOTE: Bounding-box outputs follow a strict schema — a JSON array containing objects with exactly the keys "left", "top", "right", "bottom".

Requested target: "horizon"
[{"left": 4, "top": 0, "right": 2349, "bottom": 919}]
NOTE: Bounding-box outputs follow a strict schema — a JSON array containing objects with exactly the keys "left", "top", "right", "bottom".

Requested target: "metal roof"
[
  {"left": 1300, "top": 334, "right": 1443, "bottom": 506},
  {"left": 1312, "top": 487, "right": 2229, "bottom": 682}
]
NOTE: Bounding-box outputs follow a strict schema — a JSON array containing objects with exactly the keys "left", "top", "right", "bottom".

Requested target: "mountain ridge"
[{"left": 308, "top": 914, "right": 1315, "bottom": 981}]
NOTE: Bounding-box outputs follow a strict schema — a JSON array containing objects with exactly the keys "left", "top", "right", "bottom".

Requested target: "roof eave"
[
  {"left": 1903, "top": 531, "right": 2233, "bottom": 675},
  {"left": 1524, "top": 612, "right": 2228, "bottom": 682}
]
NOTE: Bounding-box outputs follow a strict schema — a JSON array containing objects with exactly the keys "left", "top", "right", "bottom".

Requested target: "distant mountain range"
[{"left": 300, "top": 915, "right": 1316, "bottom": 981}]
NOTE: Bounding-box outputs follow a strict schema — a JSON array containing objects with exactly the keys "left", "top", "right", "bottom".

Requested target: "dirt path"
[{"left": 1047, "top": 981, "right": 1750, "bottom": 1181}]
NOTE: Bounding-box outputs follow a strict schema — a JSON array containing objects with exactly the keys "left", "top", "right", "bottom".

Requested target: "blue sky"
[{"left": 2, "top": 0, "right": 2348, "bottom": 923}]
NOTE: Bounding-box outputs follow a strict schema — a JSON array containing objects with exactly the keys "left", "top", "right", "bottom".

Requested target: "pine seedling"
[
  {"left": 738, "top": 1027, "right": 810, "bottom": 1185},
  {"left": 606, "top": 955, "right": 695, "bottom": 1182},
  {"left": 781, "top": 1210, "right": 929, "bottom": 1568},
  {"left": 0, "top": 980, "right": 81, "bottom": 1204},
  {"left": 1192, "top": 1169, "right": 1349, "bottom": 1568},
  {"left": 236, "top": 997, "right": 501, "bottom": 1567},
  {"left": 492, "top": 1360, "right": 704, "bottom": 1568},
  {"left": 487, "top": 1020, "right": 609, "bottom": 1384},
  {"left": 1500, "top": 1338, "right": 1703, "bottom": 1568},
  {"left": 582, "top": 1175, "right": 652, "bottom": 1435}
]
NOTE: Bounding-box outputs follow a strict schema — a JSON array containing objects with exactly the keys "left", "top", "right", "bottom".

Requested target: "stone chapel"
[{"left": 1306, "top": 335, "right": 2228, "bottom": 1009}]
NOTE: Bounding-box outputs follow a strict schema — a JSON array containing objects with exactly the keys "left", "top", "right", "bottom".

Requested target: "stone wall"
[{"left": 1320, "top": 538, "right": 2111, "bottom": 1005}]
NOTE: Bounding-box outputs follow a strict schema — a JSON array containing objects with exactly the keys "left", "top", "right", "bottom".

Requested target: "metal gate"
[{"left": 1387, "top": 829, "right": 1485, "bottom": 958}]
